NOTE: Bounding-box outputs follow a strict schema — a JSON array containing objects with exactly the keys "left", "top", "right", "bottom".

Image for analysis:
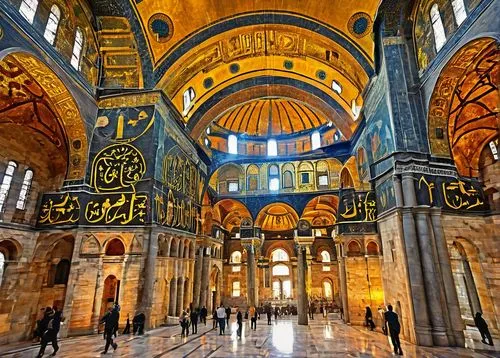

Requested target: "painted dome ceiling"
[{"left": 213, "top": 98, "right": 330, "bottom": 137}]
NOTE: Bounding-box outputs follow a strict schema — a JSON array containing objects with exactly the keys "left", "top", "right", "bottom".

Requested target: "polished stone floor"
[{"left": 0, "top": 317, "right": 498, "bottom": 358}]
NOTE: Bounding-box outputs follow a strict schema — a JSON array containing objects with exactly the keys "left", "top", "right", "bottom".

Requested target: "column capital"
[{"left": 241, "top": 237, "right": 263, "bottom": 252}]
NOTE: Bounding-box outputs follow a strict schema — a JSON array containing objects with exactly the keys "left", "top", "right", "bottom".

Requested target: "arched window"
[
  {"left": 228, "top": 134, "right": 238, "bottom": 154},
  {"left": 272, "top": 263, "right": 290, "bottom": 276},
  {"left": 452, "top": 0, "right": 467, "bottom": 26},
  {"left": 267, "top": 139, "right": 277, "bottom": 156},
  {"left": 43, "top": 5, "right": 61, "bottom": 45},
  {"left": 183, "top": 87, "right": 196, "bottom": 114},
  {"left": 54, "top": 259, "right": 70, "bottom": 285},
  {"left": 430, "top": 4, "right": 446, "bottom": 52},
  {"left": 320, "top": 250, "right": 331, "bottom": 263},
  {"left": 232, "top": 281, "right": 241, "bottom": 297},
  {"left": 71, "top": 28, "right": 84, "bottom": 70},
  {"left": 271, "top": 248, "right": 289, "bottom": 262},
  {"left": 366, "top": 241, "right": 379, "bottom": 255},
  {"left": 105, "top": 239, "right": 125, "bottom": 256},
  {"left": 311, "top": 131, "right": 321, "bottom": 150},
  {"left": 16, "top": 169, "right": 33, "bottom": 210},
  {"left": 282, "top": 170, "right": 294, "bottom": 188},
  {"left": 19, "top": 0, "right": 38, "bottom": 24},
  {"left": 246, "top": 164, "right": 259, "bottom": 191},
  {"left": 347, "top": 241, "right": 362, "bottom": 256},
  {"left": 331, "top": 80, "right": 342, "bottom": 94},
  {"left": 0, "top": 161, "right": 17, "bottom": 213},
  {"left": 323, "top": 280, "right": 333, "bottom": 299},
  {"left": 269, "top": 165, "right": 279, "bottom": 191},
  {"left": 230, "top": 250, "right": 242, "bottom": 263}
]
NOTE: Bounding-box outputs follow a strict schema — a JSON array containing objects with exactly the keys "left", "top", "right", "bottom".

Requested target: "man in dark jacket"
[
  {"left": 100, "top": 305, "right": 119, "bottom": 353},
  {"left": 190, "top": 308, "right": 199, "bottom": 334},
  {"left": 36, "top": 310, "right": 62, "bottom": 357},
  {"left": 384, "top": 305, "right": 403, "bottom": 355},
  {"left": 236, "top": 308, "right": 243, "bottom": 338},
  {"left": 474, "top": 312, "right": 494, "bottom": 346},
  {"left": 200, "top": 306, "right": 207, "bottom": 325},
  {"left": 225, "top": 306, "right": 231, "bottom": 325}
]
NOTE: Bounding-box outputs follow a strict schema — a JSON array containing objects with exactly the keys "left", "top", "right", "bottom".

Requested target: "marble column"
[
  {"left": 139, "top": 230, "right": 158, "bottom": 328},
  {"left": 297, "top": 245, "right": 308, "bottom": 325},
  {"left": 246, "top": 244, "right": 257, "bottom": 307},
  {"left": 199, "top": 249, "right": 210, "bottom": 309},
  {"left": 177, "top": 278, "right": 185, "bottom": 315},
  {"left": 430, "top": 208, "right": 465, "bottom": 347},
  {"left": 192, "top": 246, "right": 204, "bottom": 308},
  {"left": 393, "top": 175, "right": 404, "bottom": 208},
  {"left": 401, "top": 173, "right": 433, "bottom": 346},
  {"left": 414, "top": 207, "right": 449, "bottom": 346}
]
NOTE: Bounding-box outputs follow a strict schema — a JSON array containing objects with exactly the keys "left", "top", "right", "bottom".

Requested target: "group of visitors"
[
  {"left": 178, "top": 305, "right": 209, "bottom": 337},
  {"left": 34, "top": 306, "right": 63, "bottom": 357}
]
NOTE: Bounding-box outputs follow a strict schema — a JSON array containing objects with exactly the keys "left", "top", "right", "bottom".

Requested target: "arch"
[
  {"left": 0, "top": 52, "right": 88, "bottom": 179},
  {"left": 255, "top": 202, "right": 299, "bottom": 232},
  {"left": 282, "top": 162, "right": 295, "bottom": 189},
  {"left": 246, "top": 164, "right": 260, "bottom": 191},
  {"left": 272, "top": 263, "right": 290, "bottom": 276},
  {"left": 320, "top": 250, "right": 331, "bottom": 263},
  {"left": 105, "top": 239, "right": 125, "bottom": 256},
  {"left": 427, "top": 37, "right": 498, "bottom": 177},
  {"left": 366, "top": 241, "right": 379, "bottom": 255},
  {"left": 213, "top": 199, "right": 251, "bottom": 233},
  {"left": 268, "top": 164, "right": 280, "bottom": 191},
  {"left": 183, "top": 240, "right": 190, "bottom": 258},
  {"left": 214, "top": 163, "right": 243, "bottom": 194},
  {"left": 316, "top": 160, "right": 330, "bottom": 188},
  {"left": 339, "top": 167, "right": 354, "bottom": 188},
  {"left": 0, "top": 239, "right": 21, "bottom": 287},
  {"left": 322, "top": 278, "right": 334, "bottom": 299},
  {"left": 301, "top": 195, "right": 339, "bottom": 227},
  {"left": 101, "top": 275, "right": 119, "bottom": 318},
  {"left": 230, "top": 250, "right": 242, "bottom": 264},
  {"left": 347, "top": 240, "right": 362, "bottom": 256},
  {"left": 170, "top": 237, "right": 179, "bottom": 257}
]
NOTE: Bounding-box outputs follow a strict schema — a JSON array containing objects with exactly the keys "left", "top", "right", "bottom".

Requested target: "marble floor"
[{"left": 0, "top": 317, "right": 498, "bottom": 358}]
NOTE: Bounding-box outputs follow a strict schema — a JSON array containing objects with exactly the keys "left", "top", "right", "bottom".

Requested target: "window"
[
  {"left": 323, "top": 280, "right": 333, "bottom": 299},
  {"left": 43, "top": 5, "right": 61, "bottom": 45},
  {"left": 15, "top": 169, "right": 33, "bottom": 210},
  {"left": 19, "top": 0, "right": 38, "bottom": 24},
  {"left": 54, "top": 259, "right": 70, "bottom": 285},
  {"left": 71, "top": 28, "right": 84, "bottom": 70},
  {"left": 331, "top": 80, "right": 342, "bottom": 94},
  {"left": 430, "top": 4, "right": 446, "bottom": 52},
  {"left": 272, "top": 264, "right": 290, "bottom": 276},
  {"left": 105, "top": 239, "right": 125, "bottom": 256},
  {"left": 320, "top": 250, "right": 331, "bottom": 263},
  {"left": 282, "top": 170, "right": 294, "bottom": 188},
  {"left": 267, "top": 139, "right": 277, "bottom": 156},
  {"left": 228, "top": 134, "right": 238, "bottom": 154},
  {"left": 232, "top": 281, "right": 241, "bottom": 297},
  {"left": 301, "top": 172, "right": 310, "bottom": 184},
  {"left": 228, "top": 181, "right": 239, "bottom": 192},
  {"left": 269, "top": 165, "right": 279, "bottom": 191},
  {"left": 230, "top": 250, "right": 242, "bottom": 263},
  {"left": 0, "top": 161, "right": 17, "bottom": 213},
  {"left": 271, "top": 248, "right": 289, "bottom": 262},
  {"left": 452, "top": 0, "right": 467, "bottom": 26},
  {"left": 311, "top": 131, "right": 321, "bottom": 150},
  {"left": 183, "top": 87, "right": 196, "bottom": 114},
  {"left": 318, "top": 174, "right": 328, "bottom": 187}
]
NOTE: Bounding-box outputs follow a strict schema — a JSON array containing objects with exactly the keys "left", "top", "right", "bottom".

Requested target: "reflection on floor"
[{"left": 0, "top": 317, "right": 497, "bottom": 357}]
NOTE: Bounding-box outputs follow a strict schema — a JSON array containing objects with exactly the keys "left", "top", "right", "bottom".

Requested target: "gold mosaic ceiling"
[
  {"left": 214, "top": 98, "right": 330, "bottom": 136},
  {"left": 131, "top": 0, "right": 380, "bottom": 142}
]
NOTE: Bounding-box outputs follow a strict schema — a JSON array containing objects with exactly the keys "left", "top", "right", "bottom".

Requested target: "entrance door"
[{"left": 100, "top": 275, "right": 119, "bottom": 319}]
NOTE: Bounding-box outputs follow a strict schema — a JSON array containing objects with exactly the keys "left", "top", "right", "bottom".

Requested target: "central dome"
[{"left": 214, "top": 98, "right": 329, "bottom": 137}]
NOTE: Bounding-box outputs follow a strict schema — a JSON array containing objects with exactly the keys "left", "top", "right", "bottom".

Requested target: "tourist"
[
  {"left": 179, "top": 309, "right": 189, "bottom": 337},
  {"left": 384, "top": 305, "right": 403, "bottom": 355},
  {"left": 132, "top": 312, "right": 145, "bottom": 335},
  {"left": 212, "top": 309, "right": 218, "bottom": 329},
  {"left": 236, "top": 308, "right": 243, "bottom": 338},
  {"left": 216, "top": 304, "right": 226, "bottom": 335},
  {"left": 36, "top": 309, "right": 62, "bottom": 357},
  {"left": 190, "top": 308, "right": 199, "bottom": 334},
  {"left": 122, "top": 315, "right": 131, "bottom": 334},
  {"left": 266, "top": 305, "right": 272, "bottom": 325},
  {"left": 200, "top": 306, "right": 207, "bottom": 325},
  {"left": 309, "top": 302, "right": 315, "bottom": 320},
  {"left": 378, "top": 306, "right": 387, "bottom": 335},
  {"left": 34, "top": 307, "right": 53, "bottom": 342},
  {"left": 249, "top": 305, "right": 257, "bottom": 330},
  {"left": 474, "top": 312, "right": 494, "bottom": 346},
  {"left": 100, "top": 304, "right": 119, "bottom": 354},
  {"left": 274, "top": 306, "right": 280, "bottom": 320},
  {"left": 225, "top": 306, "right": 231, "bottom": 325},
  {"left": 365, "top": 306, "right": 375, "bottom": 331}
]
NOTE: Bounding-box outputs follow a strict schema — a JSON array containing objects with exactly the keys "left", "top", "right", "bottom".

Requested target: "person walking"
[
  {"left": 216, "top": 304, "right": 226, "bottom": 335},
  {"left": 378, "top": 306, "right": 387, "bottom": 335},
  {"left": 179, "top": 309, "right": 189, "bottom": 337},
  {"left": 474, "top": 312, "right": 494, "bottom": 346},
  {"left": 236, "top": 308, "right": 243, "bottom": 338},
  {"left": 274, "top": 306, "right": 279, "bottom": 321},
  {"left": 34, "top": 307, "right": 53, "bottom": 342},
  {"left": 200, "top": 306, "right": 207, "bottom": 325},
  {"left": 212, "top": 309, "right": 218, "bottom": 329},
  {"left": 365, "top": 306, "right": 375, "bottom": 331},
  {"left": 190, "top": 308, "right": 199, "bottom": 334},
  {"left": 249, "top": 305, "right": 257, "bottom": 330},
  {"left": 384, "top": 305, "right": 403, "bottom": 355},
  {"left": 225, "top": 306, "right": 231, "bottom": 326},
  {"left": 266, "top": 305, "right": 272, "bottom": 325},
  {"left": 100, "top": 305, "right": 119, "bottom": 354},
  {"left": 36, "top": 309, "right": 62, "bottom": 357},
  {"left": 309, "top": 302, "right": 315, "bottom": 320}
]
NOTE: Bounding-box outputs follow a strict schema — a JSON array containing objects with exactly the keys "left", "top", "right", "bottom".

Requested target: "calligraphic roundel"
[{"left": 91, "top": 143, "right": 146, "bottom": 192}]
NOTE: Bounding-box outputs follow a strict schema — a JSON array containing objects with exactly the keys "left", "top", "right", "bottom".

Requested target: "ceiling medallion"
[
  {"left": 348, "top": 12, "right": 372, "bottom": 38},
  {"left": 148, "top": 13, "right": 174, "bottom": 43}
]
